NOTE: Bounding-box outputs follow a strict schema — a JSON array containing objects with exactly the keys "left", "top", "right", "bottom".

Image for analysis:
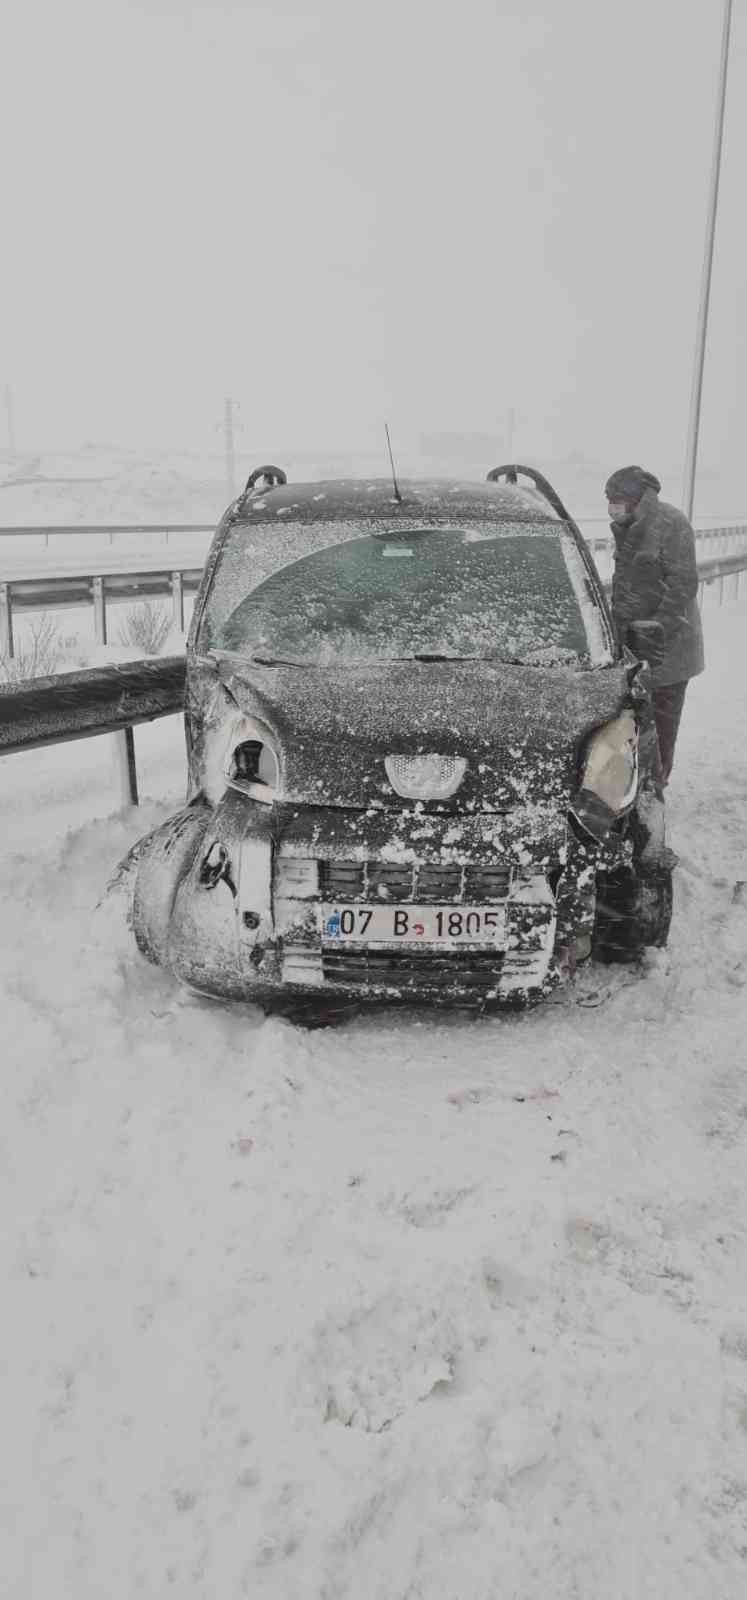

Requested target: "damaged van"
[{"left": 127, "top": 464, "right": 672, "bottom": 1012}]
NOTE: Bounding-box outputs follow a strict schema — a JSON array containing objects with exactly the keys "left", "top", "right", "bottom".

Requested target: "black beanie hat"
[{"left": 604, "top": 465, "right": 662, "bottom": 503}]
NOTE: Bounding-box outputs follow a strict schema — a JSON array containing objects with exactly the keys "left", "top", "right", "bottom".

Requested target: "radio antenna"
[{"left": 384, "top": 421, "right": 403, "bottom": 503}]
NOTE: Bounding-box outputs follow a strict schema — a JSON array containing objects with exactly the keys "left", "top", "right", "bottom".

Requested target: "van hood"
[{"left": 190, "top": 655, "right": 632, "bottom": 813}]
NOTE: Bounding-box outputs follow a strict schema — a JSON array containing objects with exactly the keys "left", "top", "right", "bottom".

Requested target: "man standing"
[{"left": 605, "top": 465, "right": 705, "bottom": 783}]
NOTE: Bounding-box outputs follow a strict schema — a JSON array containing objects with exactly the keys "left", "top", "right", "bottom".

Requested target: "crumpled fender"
[
  {"left": 167, "top": 792, "right": 275, "bottom": 997},
  {"left": 132, "top": 804, "right": 211, "bottom": 966}
]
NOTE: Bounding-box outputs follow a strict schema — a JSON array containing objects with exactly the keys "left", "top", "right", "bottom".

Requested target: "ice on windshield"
[{"left": 203, "top": 522, "right": 608, "bottom": 667}]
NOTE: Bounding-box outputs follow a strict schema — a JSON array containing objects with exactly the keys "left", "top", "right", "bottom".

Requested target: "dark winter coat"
[{"left": 610, "top": 488, "right": 705, "bottom": 687}]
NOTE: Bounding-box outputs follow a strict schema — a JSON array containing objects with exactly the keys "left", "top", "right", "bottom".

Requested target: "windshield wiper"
[
  {"left": 411, "top": 651, "right": 476, "bottom": 662},
  {"left": 250, "top": 653, "right": 310, "bottom": 667},
  {"left": 410, "top": 652, "right": 524, "bottom": 665},
  {"left": 210, "top": 647, "right": 581, "bottom": 670},
  {"left": 207, "top": 647, "right": 311, "bottom": 669}
]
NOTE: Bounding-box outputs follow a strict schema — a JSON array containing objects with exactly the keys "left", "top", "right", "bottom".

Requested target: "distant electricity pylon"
[
  {"left": 217, "top": 397, "right": 242, "bottom": 500},
  {"left": 505, "top": 407, "right": 525, "bottom": 460},
  {"left": 506, "top": 407, "right": 516, "bottom": 460},
  {"left": 682, "top": 0, "right": 733, "bottom": 520}
]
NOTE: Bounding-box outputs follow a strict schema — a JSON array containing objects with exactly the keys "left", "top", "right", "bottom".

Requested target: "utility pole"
[
  {"left": 4, "top": 385, "right": 15, "bottom": 456},
  {"left": 682, "top": 0, "right": 733, "bottom": 521},
  {"left": 219, "top": 397, "right": 238, "bottom": 501},
  {"left": 506, "top": 406, "right": 516, "bottom": 461}
]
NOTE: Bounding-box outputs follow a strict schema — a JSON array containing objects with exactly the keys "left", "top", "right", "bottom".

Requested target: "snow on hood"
[{"left": 196, "top": 655, "right": 631, "bottom": 812}]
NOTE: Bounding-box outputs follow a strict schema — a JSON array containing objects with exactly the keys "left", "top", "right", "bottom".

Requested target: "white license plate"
[{"left": 320, "top": 903, "right": 506, "bottom": 945}]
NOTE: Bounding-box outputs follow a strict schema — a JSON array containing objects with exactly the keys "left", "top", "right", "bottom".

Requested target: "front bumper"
[{"left": 138, "top": 794, "right": 606, "bottom": 1006}]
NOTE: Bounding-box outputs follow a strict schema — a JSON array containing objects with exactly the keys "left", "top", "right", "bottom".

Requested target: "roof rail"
[
  {"left": 486, "top": 464, "right": 575, "bottom": 526},
  {"left": 231, "top": 464, "right": 288, "bottom": 519},
  {"left": 244, "top": 465, "right": 287, "bottom": 492},
  {"left": 487, "top": 462, "right": 613, "bottom": 639}
]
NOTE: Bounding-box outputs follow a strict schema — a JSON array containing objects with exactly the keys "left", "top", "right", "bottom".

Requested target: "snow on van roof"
[{"left": 235, "top": 477, "right": 562, "bottom": 526}]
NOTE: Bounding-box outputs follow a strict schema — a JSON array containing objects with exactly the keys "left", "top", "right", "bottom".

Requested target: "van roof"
[{"left": 232, "top": 476, "right": 563, "bottom": 526}]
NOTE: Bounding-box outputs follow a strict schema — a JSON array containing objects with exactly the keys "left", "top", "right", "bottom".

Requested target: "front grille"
[
  {"left": 322, "top": 948, "right": 504, "bottom": 990},
  {"left": 464, "top": 864, "right": 512, "bottom": 899},
  {"left": 319, "top": 860, "right": 366, "bottom": 899},
  {"left": 417, "top": 863, "right": 462, "bottom": 899},
  {"left": 367, "top": 862, "right": 413, "bottom": 900},
  {"left": 317, "top": 859, "right": 515, "bottom": 903}
]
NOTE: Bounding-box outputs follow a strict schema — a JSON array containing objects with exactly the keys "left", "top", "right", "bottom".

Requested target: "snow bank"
[{"left": 1, "top": 594, "right": 747, "bottom": 1597}]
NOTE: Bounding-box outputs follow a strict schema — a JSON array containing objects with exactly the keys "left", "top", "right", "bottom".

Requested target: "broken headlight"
[
  {"left": 569, "top": 710, "right": 638, "bottom": 843},
  {"left": 224, "top": 716, "right": 280, "bottom": 802},
  {"left": 202, "top": 703, "right": 281, "bottom": 805}
]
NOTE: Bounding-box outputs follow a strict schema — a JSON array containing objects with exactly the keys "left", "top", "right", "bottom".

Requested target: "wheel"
[{"left": 592, "top": 859, "right": 673, "bottom": 964}]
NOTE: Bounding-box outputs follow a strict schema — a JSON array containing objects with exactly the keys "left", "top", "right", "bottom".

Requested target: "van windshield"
[{"left": 203, "top": 523, "right": 609, "bottom": 667}]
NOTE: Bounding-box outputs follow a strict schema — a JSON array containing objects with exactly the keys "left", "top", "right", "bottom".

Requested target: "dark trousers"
[{"left": 653, "top": 680, "right": 688, "bottom": 783}]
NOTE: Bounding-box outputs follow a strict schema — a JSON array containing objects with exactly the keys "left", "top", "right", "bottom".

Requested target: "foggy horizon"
[{"left": 1, "top": 0, "right": 745, "bottom": 490}]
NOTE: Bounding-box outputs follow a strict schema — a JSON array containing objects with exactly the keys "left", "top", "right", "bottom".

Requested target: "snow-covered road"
[{"left": 2, "top": 595, "right": 747, "bottom": 1598}]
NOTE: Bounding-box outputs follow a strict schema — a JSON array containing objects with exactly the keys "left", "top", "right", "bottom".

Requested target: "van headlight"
[
  {"left": 225, "top": 715, "right": 280, "bottom": 802},
  {"left": 569, "top": 710, "right": 638, "bottom": 843},
  {"left": 204, "top": 711, "right": 281, "bottom": 804}
]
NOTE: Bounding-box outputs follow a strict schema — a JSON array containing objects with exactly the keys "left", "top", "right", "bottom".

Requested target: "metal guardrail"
[
  {"left": 0, "top": 656, "right": 187, "bottom": 803},
  {"left": 694, "top": 551, "right": 747, "bottom": 585},
  {"left": 586, "top": 523, "right": 747, "bottom": 558},
  {"left": 0, "top": 522, "right": 214, "bottom": 546},
  {"left": 0, "top": 654, "right": 186, "bottom": 750},
  {"left": 0, "top": 566, "right": 204, "bottom": 656}
]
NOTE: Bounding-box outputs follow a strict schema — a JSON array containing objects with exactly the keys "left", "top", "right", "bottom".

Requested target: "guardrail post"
[
  {"left": 112, "top": 726, "right": 139, "bottom": 805},
  {"left": 0, "top": 583, "right": 13, "bottom": 659},
  {"left": 171, "top": 570, "right": 184, "bottom": 631},
  {"left": 92, "top": 576, "right": 107, "bottom": 645}
]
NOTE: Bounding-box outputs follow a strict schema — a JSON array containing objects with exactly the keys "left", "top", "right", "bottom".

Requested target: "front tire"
[{"left": 592, "top": 858, "right": 673, "bottom": 964}]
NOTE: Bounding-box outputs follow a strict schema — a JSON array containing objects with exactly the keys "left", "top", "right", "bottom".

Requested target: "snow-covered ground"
[{"left": 2, "top": 579, "right": 747, "bottom": 1597}]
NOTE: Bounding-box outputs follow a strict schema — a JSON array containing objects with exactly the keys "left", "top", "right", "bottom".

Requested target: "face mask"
[{"left": 607, "top": 500, "right": 631, "bottom": 522}]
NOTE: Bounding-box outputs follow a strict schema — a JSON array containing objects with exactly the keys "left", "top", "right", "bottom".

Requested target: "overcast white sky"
[{"left": 0, "top": 0, "right": 744, "bottom": 484}]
